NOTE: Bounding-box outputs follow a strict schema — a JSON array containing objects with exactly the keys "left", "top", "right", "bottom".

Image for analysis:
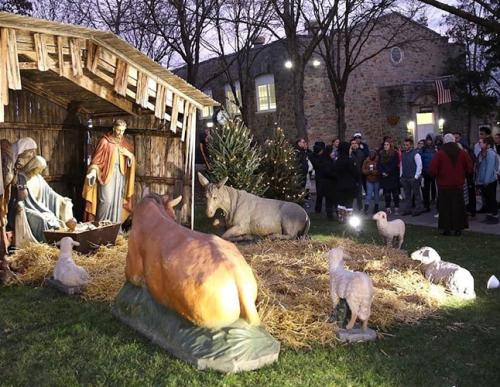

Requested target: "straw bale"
[{"left": 7, "top": 236, "right": 452, "bottom": 349}]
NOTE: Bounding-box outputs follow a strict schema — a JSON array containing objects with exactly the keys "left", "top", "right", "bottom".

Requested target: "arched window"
[
  {"left": 255, "top": 74, "right": 276, "bottom": 112},
  {"left": 390, "top": 47, "right": 404, "bottom": 64}
]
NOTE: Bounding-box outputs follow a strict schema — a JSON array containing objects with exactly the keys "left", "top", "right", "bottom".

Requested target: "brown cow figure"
[{"left": 125, "top": 190, "right": 261, "bottom": 329}]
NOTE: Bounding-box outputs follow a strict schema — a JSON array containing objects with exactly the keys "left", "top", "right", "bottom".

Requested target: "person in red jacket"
[{"left": 429, "top": 133, "right": 473, "bottom": 236}]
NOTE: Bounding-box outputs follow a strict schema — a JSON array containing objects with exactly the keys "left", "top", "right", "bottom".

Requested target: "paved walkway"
[{"left": 307, "top": 194, "right": 500, "bottom": 236}]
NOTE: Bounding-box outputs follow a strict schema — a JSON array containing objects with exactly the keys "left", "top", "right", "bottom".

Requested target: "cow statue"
[
  {"left": 198, "top": 173, "right": 310, "bottom": 241},
  {"left": 125, "top": 189, "right": 261, "bottom": 329}
]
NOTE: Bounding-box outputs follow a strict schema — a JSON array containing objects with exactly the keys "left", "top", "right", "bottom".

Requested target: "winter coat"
[
  {"left": 362, "top": 158, "right": 380, "bottom": 183},
  {"left": 429, "top": 148, "right": 473, "bottom": 189},
  {"left": 476, "top": 148, "right": 498, "bottom": 185},
  {"left": 420, "top": 145, "right": 436, "bottom": 174},
  {"left": 378, "top": 151, "right": 399, "bottom": 190},
  {"left": 334, "top": 156, "right": 360, "bottom": 192}
]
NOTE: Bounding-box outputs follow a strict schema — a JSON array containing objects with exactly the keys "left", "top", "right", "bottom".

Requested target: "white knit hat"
[{"left": 443, "top": 133, "right": 455, "bottom": 144}]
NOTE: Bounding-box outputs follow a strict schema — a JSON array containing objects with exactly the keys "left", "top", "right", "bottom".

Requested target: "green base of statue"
[{"left": 112, "top": 282, "right": 280, "bottom": 373}]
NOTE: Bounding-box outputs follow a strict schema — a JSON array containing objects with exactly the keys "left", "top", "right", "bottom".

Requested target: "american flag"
[{"left": 435, "top": 79, "right": 452, "bottom": 105}]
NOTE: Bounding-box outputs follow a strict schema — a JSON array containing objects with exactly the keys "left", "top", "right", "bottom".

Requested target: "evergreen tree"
[
  {"left": 207, "top": 116, "right": 267, "bottom": 196},
  {"left": 260, "top": 127, "right": 305, "bottom": 203}
]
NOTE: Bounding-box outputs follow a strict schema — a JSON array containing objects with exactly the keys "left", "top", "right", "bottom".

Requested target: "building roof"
[{"left": 0, "top": 11, "right": 218, "bottom": 122}]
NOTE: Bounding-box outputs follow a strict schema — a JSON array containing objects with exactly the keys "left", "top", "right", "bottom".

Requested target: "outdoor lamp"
[
  {"left": 284, "top": 60, "right": 293, "bottom": 69},
  {"left": 312, "top": 59, "right": 321, "bottom": 67},
  {"left": 406, "top": 120, "right": 415, "bottom": 136},
  {"left": 438, "top": 118, "right": 445, "bottom": 130},
  {"left": 206, "top": 121, "right": 214, "bottom": 128}
]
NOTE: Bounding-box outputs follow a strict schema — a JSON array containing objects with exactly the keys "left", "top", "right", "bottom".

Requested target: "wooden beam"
[
  {"left": 85, "top": 40, "right": 100, "bottom": 73},
  {"left": 22, "top": 78, "right": 71, "bottom": 110},
  {"left": 114, "top": 58, "right": 129, "bottom": 96},
  {"left": 57, "top": 36, "right": 64, "bottom": 76},
  {"left": 169, "top": 94, "right": 179, "bottom": 133},
  {"left": 154, "top": 83, "right": 166, "bottom": 119},
  {"left": 6, "top": 29, "right": 21, "bottom": 90},
  {"left": 33, "top": 33, "right": 49, "bottom": 71},
  {"left": 0, "top": 29, "right": 7, "bottom": 121},
  {"left": 181, "top": 101, "right": 190, "bottom": 142},
  {"left": 21, "top": 51, "right": 137, "bottom": 115},
  {"left": 69, "top": 38, "right": 83, "bottom": 77},
  {"left": 135, "top": 72, "right": 149, "bottom": 108}
]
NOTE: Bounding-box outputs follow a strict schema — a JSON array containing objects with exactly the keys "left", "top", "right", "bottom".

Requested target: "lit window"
[
  {"left": 224, "top": 82, "right": 241, "bottom": 115},
  {"left": 201, "top": 89, "right": 213, "bottom": 118},
  {"left": 390, "top": 47, "right": 403, "bottom": 64},
  {"left": 255, "top": 74, "right": 276, "bottom": 112}
]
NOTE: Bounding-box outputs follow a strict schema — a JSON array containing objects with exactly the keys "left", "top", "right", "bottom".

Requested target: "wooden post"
[
  {"left": 169, "top": 94, "right": 179, "bottom": 133},
  {"left": 6, "top": 29, "right": 21, "bottom": 90},
  {"left": 69, "top": 38, "right": 83, "bottom": 77},
  {"left": 181, "top": 100, "right": 191, "bottom": 142},
  {"left": 154, "top": 83, "right": 166, "bottom": 119},
  {"left": 114, "top": 58, "right": 129, "bottom": 96},
  {"left": 86, "top": 40, "right": 100, "bottom": 74},
  {"left": 0, "top": 28, "right": 8, "bottom": 121},
  {"left": 33, "top": 33, "right": 49, "bottom": 71},
  {"left": 135, "top": 72, "right": 149, "bottom": 108},
  {"left": 56, "top": 36, "right": 64, "bottom": 76}
]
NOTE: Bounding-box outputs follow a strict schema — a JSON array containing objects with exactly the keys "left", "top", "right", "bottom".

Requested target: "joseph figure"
[{"left": 82, "top": 120, "right": 136, "bottom": 223}]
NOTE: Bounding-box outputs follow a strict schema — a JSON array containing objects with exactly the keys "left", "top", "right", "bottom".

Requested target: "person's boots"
[
  {"left": 363, "top": 204, "right": 369, "bottom": 215},
  {"left": 373, "top": 204, "right": 379, "bottom": 214}
]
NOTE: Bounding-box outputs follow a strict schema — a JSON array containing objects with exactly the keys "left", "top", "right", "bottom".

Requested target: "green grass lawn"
[{"left": 1, "top": 211, "right": 500, "bottom": 386}]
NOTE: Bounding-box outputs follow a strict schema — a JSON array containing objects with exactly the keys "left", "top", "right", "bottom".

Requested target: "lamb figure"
[
  {"left": 328, "top": 247, "right": 374, "bottom": 331},
  {"left": 411, "top": 246, "right": 475, "bottom": 299},
  {"left": 53, "top": 237, "right": 90, "bottom": 287},
  {"left": 372, "top": 211, "right": 405, "bottom": 249}
]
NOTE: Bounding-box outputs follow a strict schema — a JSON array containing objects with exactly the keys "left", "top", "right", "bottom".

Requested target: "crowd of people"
[{"left": 295, "top": 127, "right": 500, "bottom": 235}]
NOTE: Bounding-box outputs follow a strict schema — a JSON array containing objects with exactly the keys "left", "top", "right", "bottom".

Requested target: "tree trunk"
[
  {"left": 336, "top": 92, "right": 347, "bottom": 140},
  {"left": 292, "top": 64, "right": 307, "bottom": 140}
]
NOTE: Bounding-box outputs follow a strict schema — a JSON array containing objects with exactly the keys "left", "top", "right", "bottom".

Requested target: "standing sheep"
[
  {"left": 328, "top": 247, "right": 374, "bottom": 331},
  {"left": 54, "top": 237, "right": 90, "bottom": 287},
  {"left": 411, "top": 246, "right": 476, "bottom": 299},
  {"left": 372, "top": 211, "right": 405, "bottom": 249}
]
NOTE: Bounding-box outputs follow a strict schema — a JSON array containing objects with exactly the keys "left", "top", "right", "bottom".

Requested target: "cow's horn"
[
  {"left": 169, "top": 195, "right": 182, "bottom": 208},
  {"left": 217, "top": 176, "right": 229, "bottom": 188},
  {"left": 197, "top": 172, "right": 210, "bottom": 187}
]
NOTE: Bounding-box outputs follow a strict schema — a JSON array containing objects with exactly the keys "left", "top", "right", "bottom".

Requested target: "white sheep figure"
[
  {"left": 53, "top": 237, "right": 90, "bottom": 287},
  {"left": 372, "top": 211, "right": 405, "bottom": 249},
  {"left": 411, "top": 246, "right": 475, "bottom": 299},
  {"left": 328, "top": 247, "right": 374, "bottom": 331}
]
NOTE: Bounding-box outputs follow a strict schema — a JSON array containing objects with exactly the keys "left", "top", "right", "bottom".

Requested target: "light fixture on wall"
[
  {"left": 406, "top": 120, "right": 415, "bottom": 137},
  {"left": 284, "top": 60, "right": 293, "bottom": 69},
  {"left": 438, "top": 118, "right": 445, "bottom": 130},
  {"left": 312, "top": 59, "right": 321, "bottom": 67},
  {"left": 206, "top": 121, "right": 214, "bottom": 128}
]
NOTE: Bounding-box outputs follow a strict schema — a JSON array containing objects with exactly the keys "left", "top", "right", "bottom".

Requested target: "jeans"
[
  {"left": 401, "top": 177, "right": 424, "bottom": 212},
  {"left": 365, "top": 181, "right": 380, "bottom": 206},
  {"left": 421, "top": 173, "right": 436, "bottom": 210},
  {"left": 384, "top": 187, "right": 400, "bottom": 208}
]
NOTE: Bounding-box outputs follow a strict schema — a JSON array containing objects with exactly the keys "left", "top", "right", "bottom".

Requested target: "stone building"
[{"left": 184, "top": 13, "right": 479, "bottom": 148}]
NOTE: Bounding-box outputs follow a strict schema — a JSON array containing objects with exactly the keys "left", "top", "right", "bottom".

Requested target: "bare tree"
[
  {"left": 203, "top": 0, "right": 273, "bottom": 125},
  {"left": 143, "top": 0, "right": 218, "bottom": 84},
  {"left": 32, "top": 0, "right": 173, "bottom": 65},
  {"left": 317, "top": 1, "right": 429, "bottom": 140},
  {"left": 266, "top": 0, "right": 340, "bottom": 140},
  {"left": 418, "top": 0, "right": 500, "bottom": 33}
]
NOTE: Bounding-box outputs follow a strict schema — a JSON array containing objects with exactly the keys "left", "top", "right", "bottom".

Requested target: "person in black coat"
[
  {"left": 310, "top": 141, "right": 326, "bottom": 213},
  {"left": 379, "top": 140, "right": 400, "bottom": 215},
  {"left": 334, "top": 141, "right": 360, "bottom": 222},
  {"left": 317, "top": 145, "right": 337, "bottom": 220}
]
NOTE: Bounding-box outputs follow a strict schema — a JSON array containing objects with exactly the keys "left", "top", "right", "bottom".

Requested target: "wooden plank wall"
[{"left": 0, "top": 90, "right": 192, "bottom": 225}]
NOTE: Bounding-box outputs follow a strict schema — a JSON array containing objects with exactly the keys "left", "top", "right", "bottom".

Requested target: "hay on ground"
[{"left": 7, "top": 236, "right": 451, "bottom": 348}]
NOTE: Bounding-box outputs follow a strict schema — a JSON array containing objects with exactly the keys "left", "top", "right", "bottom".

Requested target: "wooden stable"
[{"left": 0, "top": 12, "right": 217, "bottom": 226}]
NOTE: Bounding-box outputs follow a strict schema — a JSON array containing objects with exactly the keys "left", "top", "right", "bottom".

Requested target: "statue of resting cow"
[
  {"left": 198, "top": 173, "right": 310, "bottom": 241},
  {"left": 125, "top": 190, "right": 261, "bottom": 329}
]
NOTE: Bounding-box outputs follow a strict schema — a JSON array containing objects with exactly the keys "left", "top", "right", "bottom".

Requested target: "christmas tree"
[
  {"left": 207, "top": 117, "right": 267, "bottom": 196},
  {"left": 260, "top": 127, "right": 306, "bottom": 203}
]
